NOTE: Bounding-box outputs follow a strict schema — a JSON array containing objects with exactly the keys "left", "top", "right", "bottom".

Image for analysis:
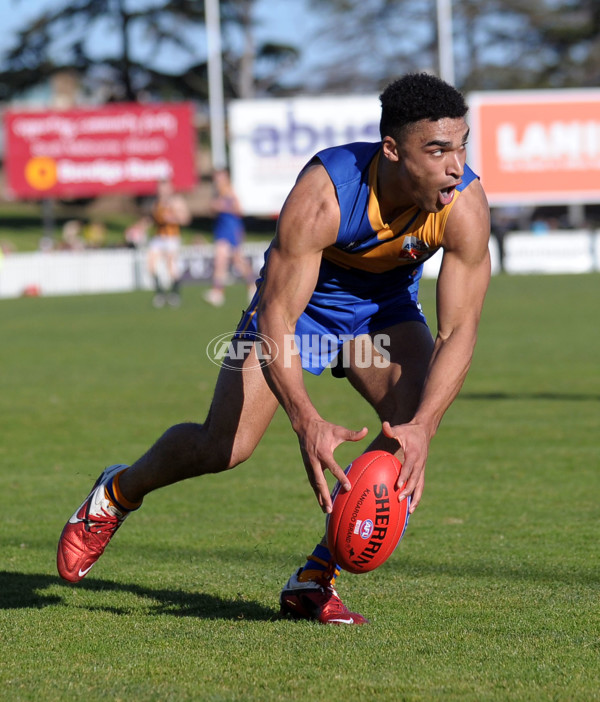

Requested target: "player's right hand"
[{"left": 296, "top": 418, "right": 368, "bottom": 514}]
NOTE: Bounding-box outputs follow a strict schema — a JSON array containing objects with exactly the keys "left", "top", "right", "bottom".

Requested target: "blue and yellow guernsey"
[
  {"left": 317, "top": 141, "right": 478, "bottom": 277},
  {"left": 236, "top": 141, "right": 479, "bottom": 374}
]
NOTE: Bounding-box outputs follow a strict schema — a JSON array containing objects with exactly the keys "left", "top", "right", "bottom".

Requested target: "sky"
[
  {"left": 0, "top": 0, "right": 314, "bottom": 83},
  {"left": 1, "top": 0, "right": 61, "bottom": 54}
]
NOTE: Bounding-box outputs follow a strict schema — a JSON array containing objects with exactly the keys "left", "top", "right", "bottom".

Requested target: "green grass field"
[{"left": 1, "top": 274, "right": 599, "bottom": 701}]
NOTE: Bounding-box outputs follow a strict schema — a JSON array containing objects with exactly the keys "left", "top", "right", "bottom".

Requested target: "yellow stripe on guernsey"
[{"left": 322, "top": 152, "right": 459, "bottom": 274}]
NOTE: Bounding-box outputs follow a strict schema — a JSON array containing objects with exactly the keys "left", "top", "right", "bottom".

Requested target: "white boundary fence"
[
  {"left": 0, "top": 241, "right": 269, "bottom": 299},
  {"left": 0, "top": 232, "right": 598, "bottom": 300}
]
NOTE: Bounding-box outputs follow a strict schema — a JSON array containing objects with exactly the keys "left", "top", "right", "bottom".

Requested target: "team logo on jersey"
[{"left": 398, "top": 236, "right": 430, "bottom": 261}]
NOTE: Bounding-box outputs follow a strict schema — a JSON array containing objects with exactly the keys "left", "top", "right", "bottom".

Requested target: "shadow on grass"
[{"left": 0, "top": 571, "right": 278, "bottom": 621}]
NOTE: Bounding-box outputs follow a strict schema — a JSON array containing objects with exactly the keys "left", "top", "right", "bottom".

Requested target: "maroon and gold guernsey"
[{"left": 153, "top": 202, "right": 180, "bottom": 237}]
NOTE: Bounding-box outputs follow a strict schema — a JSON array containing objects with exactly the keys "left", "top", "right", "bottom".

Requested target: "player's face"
[{"left": 387, "top": 117, "right": 469, "bottom": 213}]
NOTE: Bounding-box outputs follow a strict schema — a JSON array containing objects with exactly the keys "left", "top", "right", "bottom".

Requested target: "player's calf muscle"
[
  {"left": 124, "top": 423, "right": 235, "bottom": 496},
  {"left": 163, "top": 421, "right": 242, "bottom": 475},
  {"left": 173, "top": 419, "right": 263, "bottom": 475}
]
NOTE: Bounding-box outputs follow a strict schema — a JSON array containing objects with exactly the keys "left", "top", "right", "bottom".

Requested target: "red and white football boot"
[
  {"left": 57, "top": 464, "right": 132, "bottom": 582},
  {"left": 279, "top": 568, "right": 369, "bottom": 625}
]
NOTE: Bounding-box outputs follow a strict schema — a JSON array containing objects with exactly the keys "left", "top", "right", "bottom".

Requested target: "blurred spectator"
[
  {"left": 148, "top": 179, "right": 191, "bottom": 308},
  {"left": 125, "top": 216, "right": 151, "bottom": 249},
  {"left": 204, "top": 169, "right": 256, "bottom": 307},
  {"left": 61, "top": 220, "right": 85, "bottom": 250},
  {"left": 83, "top": 221, "right": 107, "bottom": 248}
]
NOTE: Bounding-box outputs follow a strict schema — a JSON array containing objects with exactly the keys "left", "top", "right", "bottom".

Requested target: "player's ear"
[{"left": 382, "top": 136, "right": 399, "bottom": 162}]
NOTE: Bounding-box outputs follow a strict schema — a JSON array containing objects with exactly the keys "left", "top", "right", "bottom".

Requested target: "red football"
[{"left": 327, "top": 450, "right": 410, "bottom": 574}]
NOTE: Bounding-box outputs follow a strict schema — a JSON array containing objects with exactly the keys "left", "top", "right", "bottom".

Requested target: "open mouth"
[{"left": 439, "top": 185, "right": 457, "bottom": 206}]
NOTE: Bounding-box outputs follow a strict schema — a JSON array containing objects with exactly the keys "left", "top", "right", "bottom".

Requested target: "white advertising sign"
[
  {"left": 503, "top": 231, "right": 595, "bottom": 274},
  {"left": 229, "top": 95, "right": 381, "bottom": 215}
]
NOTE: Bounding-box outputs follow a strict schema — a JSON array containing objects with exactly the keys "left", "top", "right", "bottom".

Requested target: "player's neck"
[{"left": 376, "top": 154, "right": 416, "bottom": 222}]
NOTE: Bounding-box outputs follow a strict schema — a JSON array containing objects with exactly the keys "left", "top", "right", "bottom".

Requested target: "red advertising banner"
[
  {"left": 468, "top": 89, "right": 600, "bottom": 205},
  {"left": 4, "top": 102, "right": 196, "bottom": 199}
]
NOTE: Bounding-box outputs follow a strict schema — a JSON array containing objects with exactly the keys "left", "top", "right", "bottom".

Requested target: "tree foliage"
[
  {"left": 0, "top": 0, "right": 598, "bottom": 104},
  {"left": 455, "top": 0, "right": 600, "bottom": 90},
  {"left": 305, "top": 0, "right": 600, "bottom": 92},
  {"left": 0, "top": 0, "right": 299, "bottom": 103}
]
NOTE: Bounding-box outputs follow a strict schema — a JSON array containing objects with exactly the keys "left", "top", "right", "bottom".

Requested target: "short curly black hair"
[{"left": 379, "top": 73, "right": 468, "bottom": 142}]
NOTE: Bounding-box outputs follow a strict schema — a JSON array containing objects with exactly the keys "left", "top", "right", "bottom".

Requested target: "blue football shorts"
[
  {"left": 234, "top": 257, "right": 428, "bottom": 376},
  {"left": 214, "top": 212, "right": 244, "bottom": 247}
]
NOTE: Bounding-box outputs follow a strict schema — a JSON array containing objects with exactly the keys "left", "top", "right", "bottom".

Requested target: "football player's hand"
[
  {"left": 297, "top": 418, "right": 368, "bottom": 514},
  {"left": 382, "top": 420, "right": 429, "bottom": 513}
]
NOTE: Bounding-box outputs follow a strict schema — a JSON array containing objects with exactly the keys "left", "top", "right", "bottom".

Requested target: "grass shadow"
[{"left": 0, "top": 571, "right": 278, "bottom": 621}]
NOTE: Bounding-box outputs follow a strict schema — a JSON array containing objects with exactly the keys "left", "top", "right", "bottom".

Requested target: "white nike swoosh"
[
  {"left": 78, "top": 564, "right": 94, "bottom": 578},
  {"left": 328, "top": 618, "right": 354, "bottom": 624}
]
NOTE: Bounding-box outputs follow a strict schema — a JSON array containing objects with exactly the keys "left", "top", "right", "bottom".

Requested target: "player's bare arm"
[
  {"left": 257, "top": 164, "right": 368, "bottom": 512},
  {"left": 384, "top": 177, "right": 491, "bottom": 510}
]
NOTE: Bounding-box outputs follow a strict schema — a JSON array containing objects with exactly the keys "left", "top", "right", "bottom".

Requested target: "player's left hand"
[{"left": 382, "top": 420, "right": 430, "bottom": 513}]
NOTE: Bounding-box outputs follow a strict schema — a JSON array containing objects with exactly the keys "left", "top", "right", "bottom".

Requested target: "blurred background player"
[
  {"left": 148, "top": 179, "right": 191, "bottom": 307},
  {"left": 203, "top": 169, "right": 256, "bottom": 307}
]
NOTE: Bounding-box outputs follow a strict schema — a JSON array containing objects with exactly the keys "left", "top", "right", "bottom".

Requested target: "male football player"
[{"left": 58, "top": 73, "right": 491, "bottom": 625}]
